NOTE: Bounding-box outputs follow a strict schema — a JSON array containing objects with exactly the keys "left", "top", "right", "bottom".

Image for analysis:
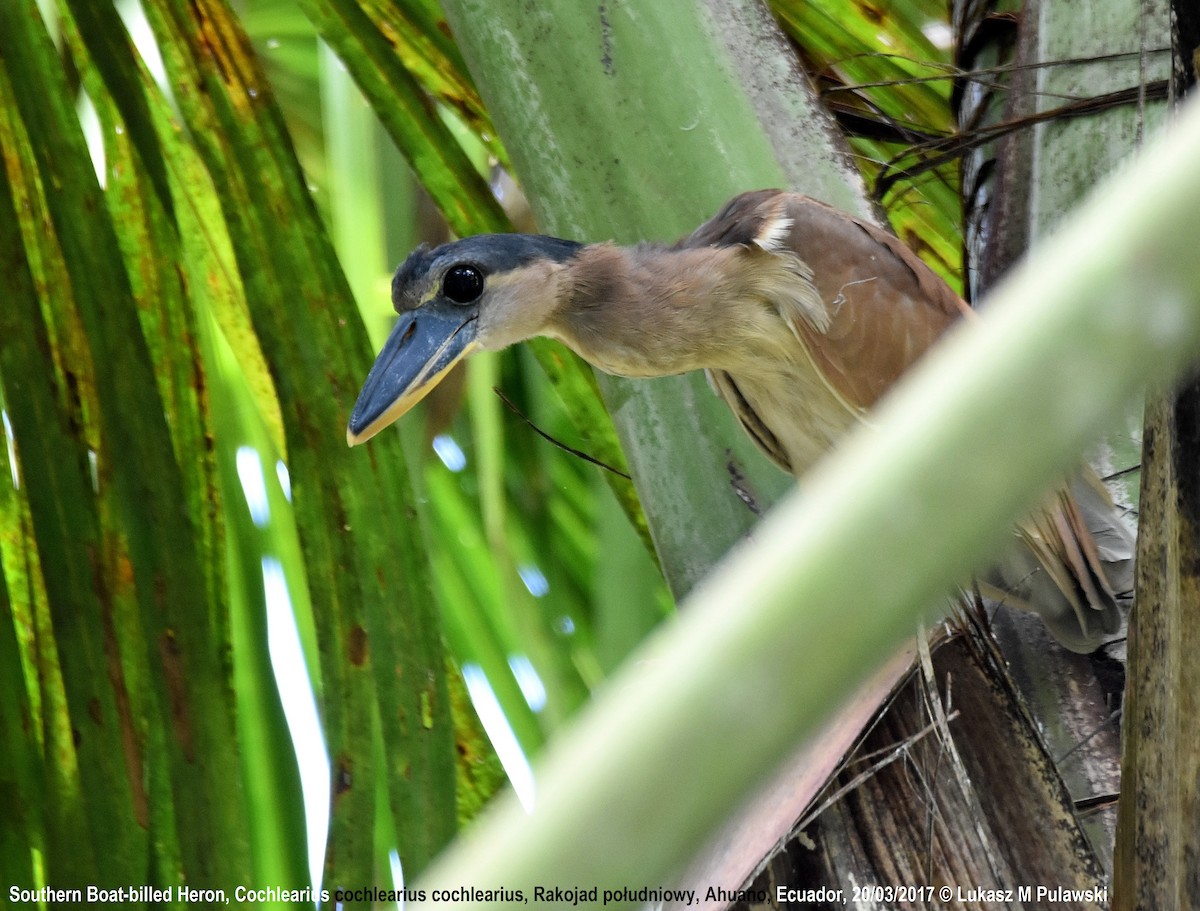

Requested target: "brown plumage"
[{"left": 348, "top": 189, "right": 1133, "bottom": 652}]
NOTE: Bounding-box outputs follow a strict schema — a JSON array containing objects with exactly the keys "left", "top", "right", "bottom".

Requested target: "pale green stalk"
[{"left": 440, "top": 0, "right": 861, "bottom": 596}]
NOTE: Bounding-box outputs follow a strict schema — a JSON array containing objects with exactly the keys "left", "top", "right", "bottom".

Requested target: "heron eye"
[{"left": 442, "top": 265, "right": 484, "bottom": 304}]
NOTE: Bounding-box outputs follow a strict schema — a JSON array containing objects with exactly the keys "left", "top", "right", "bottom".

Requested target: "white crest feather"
[{"left": 752, "top": 214, "right": 793, "bottom": 252}]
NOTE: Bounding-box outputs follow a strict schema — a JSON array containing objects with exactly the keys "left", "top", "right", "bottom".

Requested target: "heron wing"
[{"left": 683, "top": 190, "right": 971, "bottom": 409}]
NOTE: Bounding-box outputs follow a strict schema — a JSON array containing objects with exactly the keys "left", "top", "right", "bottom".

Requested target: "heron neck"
[{"left": 552, "top": 243, "right": 787, "bottom": 378}]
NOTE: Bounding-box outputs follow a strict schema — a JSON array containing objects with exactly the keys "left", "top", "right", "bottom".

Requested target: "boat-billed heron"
[{"left": 348, "top": 189, "right": 1133, "bottom": 653}]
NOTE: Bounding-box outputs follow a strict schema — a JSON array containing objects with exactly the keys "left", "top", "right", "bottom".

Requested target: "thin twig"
[{"left": 493, "top": 386, "right": 632, "bottom": 480}]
